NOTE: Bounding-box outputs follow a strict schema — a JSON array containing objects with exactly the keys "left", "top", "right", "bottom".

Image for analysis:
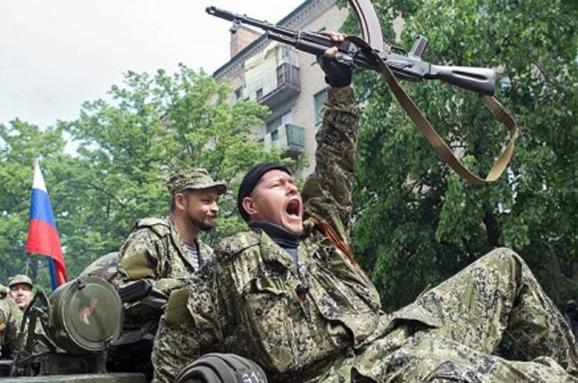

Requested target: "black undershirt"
[{"left": 249, "top": 221, "right": 300, "bottom": 266}]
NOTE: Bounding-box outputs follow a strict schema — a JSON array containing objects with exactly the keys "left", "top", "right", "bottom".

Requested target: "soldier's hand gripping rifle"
[{"left": 207, "top": 1, "right": 518, "bottom": 185}]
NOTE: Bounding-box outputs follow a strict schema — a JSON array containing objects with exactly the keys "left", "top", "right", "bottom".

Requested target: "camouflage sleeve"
[
  {"left": 0, "top": 297, "right": 22, "bottom": 356},
  {"left": 152, "top": 272, "right": 225, "bottom": 383},
  {"left": 0, "top": 304, "right": 6, "bottom": 352},
  {"left": 213, "top": 239, "right": 266, "bottom": 358},
  {"left": 116, "top": 228, "right": 186, "bottom": 294},
  {"left": 117, "top": 228, "right": 159, "bottom": 281},
  {"left": 302, "top": 86, "right": 359, "bottom": 239}
]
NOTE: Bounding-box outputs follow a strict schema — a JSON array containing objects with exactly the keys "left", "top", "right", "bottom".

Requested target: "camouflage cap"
[
  {"left": 7, "top": 274, "right": 33, "bottom": 288},
  {"left": 167, "top": 169, "right": 227, "bottom": 195}
]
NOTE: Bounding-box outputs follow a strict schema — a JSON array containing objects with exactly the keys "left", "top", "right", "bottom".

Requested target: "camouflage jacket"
[
  {"left": 153, "top": 87, "right": 441, "bottom": 383},
  {"left": 0, "top": 285, "right": 22, "bottom": 357},
  {"left": 116, "top": 217, "right": 214, "bottom": 333},
  {"left": 117, "top": 217, "right": 214, "bottom": 293},
  {"left": 214, "top": 88, "right": 383, "bottom": 380},
  {"left": 214, "top": 87, "right": 443, "bottom": 381}
]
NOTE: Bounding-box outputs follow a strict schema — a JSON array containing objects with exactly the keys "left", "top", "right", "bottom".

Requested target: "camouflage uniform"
[
  {"left": 152, "top": 87, "right": 578, "bottom": 383},
  {"left": 0, "top": 284, "right": 22, "bottom": 357},
  {"left": 115, "top": 218, "right": 214, "bottom": 335},
  {"left": 117, "top": 217, "right": 215, "bottom": 294},
  {"left": 151, "top": 269, "right": 223, "bottom": 383},
  {"left": 116, "top": 169, "right": 225, "bottom": 333}
]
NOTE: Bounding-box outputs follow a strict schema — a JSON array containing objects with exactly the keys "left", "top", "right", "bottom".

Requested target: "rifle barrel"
[
  {"left": 206, "top": 6, "right": 295, "bottom": 38},
  {"left": 206, "top": 6, "right": 236, "bottom": 21}
]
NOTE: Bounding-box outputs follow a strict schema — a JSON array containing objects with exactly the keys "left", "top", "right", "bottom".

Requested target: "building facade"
[{"left": 213, "top": 0, "right": 348, "bottom": 176}]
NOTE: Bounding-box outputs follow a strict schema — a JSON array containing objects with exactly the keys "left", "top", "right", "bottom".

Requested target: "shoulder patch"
[
  {"left": 215, "top": 231, "right": 260, "bottom": 261},
  {"left": 135, "top": 217, "right": 170, "bottom": 237}
]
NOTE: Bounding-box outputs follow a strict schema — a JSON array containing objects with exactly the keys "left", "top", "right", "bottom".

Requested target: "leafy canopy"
[
  {"left": 341, "top": 0, "right": 578, "bottom": 309},
  {"left": 0, "top": 65, "right": 290, "bottom": 285}
]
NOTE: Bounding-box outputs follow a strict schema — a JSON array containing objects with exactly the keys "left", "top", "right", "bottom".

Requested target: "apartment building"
[{"left": 213, "top": 0, "right": 348, "bottom": 176}]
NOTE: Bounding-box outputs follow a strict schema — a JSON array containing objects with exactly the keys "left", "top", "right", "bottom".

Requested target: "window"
[
  {"left": 314, "top": 89, "right": 328, "bottom": 125},
  {"left": 256, "top": 88, "right": 263, "bottom": 100},
  {"left": 266, "top": 110, "right": 292, "bottom": 134},
  {"left": 279, "top": 46, "right": 298, "bottom": 66},
  {"left": 234, "top": 86, "right": 244, "bottom": 100},
  {"left": 271, "top": 130, "right": 279, "bottom": 142},
  {"left": 266, "top": 116, "right": 283, "bottom": 134}
]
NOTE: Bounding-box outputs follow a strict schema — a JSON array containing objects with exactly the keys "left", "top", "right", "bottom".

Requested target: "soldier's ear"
[
  {"left": 174, "top": 193, "right": 187, "bottom": 211},
  {"left": 242, "top": 196, "right": 258, "bottom": 218}
]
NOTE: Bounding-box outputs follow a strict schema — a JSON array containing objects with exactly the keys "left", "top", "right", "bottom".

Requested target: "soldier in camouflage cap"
[
  {"left": 8, "top": 274, "right": 34, "bottom": 311},
  {"left": 152, "top": 34, "right": 578, "bottom": 383},
  {"left": 114, "top": 168, "right": 226, "bottom": 377},
  {"left": 117, "top": 167, "right": 226, "bottom": 301}
]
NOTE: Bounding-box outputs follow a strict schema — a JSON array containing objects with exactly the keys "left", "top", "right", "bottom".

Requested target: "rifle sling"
[
  {"left": 350, "top": 36, "right": 518, "bottom": 185},
  {"left": 313, "top": 216, "right": 368, "bottom": 275}
]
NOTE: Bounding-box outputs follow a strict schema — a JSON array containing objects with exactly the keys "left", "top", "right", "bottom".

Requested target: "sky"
[{"left": 0, "top": 0, "right": 304, "bottom": 129}]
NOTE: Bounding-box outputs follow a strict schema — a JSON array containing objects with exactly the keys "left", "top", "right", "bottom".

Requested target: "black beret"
[{"left": 237, "top": 162, "right": 292, "bottom": 222}]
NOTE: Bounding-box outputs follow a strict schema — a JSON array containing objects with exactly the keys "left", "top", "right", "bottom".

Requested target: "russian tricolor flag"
[{"left": 25, "top": 160, "right": 67, "bottom": 289}]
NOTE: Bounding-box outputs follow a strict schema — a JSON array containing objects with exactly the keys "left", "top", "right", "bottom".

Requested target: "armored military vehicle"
[
  {"left": 2, "top": 275, "right": 146, "bottom": 383},
  {"left": 0, "top": 264, "right": 267, "bottom": 383}
]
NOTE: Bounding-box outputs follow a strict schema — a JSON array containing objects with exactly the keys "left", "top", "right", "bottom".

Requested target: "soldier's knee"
[{"left": 481, "top": 247, "right": 524, "bottom": 272}]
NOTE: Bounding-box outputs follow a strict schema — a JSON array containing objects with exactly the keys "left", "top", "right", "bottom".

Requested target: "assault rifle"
[
  {"left": 206, "top": 6, "right": 496, "bottom": 96},
  {"left": 207, "top": 3, "right": 517, "bottom": 186}
]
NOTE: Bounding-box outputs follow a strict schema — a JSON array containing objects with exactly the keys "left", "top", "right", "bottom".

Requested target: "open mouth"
[{"left": 285, "top": 199, "right": 301, "bottom": 218}]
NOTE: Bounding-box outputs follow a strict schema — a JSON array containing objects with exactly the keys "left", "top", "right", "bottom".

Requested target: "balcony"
[
  {"left": 264, "top": 124, "right": 304, "bottom": 156},
  {"left": 257, "top": 63, "right": 300, "bottom": 109}
]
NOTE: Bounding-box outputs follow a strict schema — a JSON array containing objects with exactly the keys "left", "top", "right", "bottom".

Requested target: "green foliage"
[
  {"left": 0, "top": 119, "right": 68, "bottom": 287},
  {"left": 0, "top": 65, "right": 291, "bottom": 285},
  {"left": 343, "top": 0, "right": 578, "bottom": 310}
]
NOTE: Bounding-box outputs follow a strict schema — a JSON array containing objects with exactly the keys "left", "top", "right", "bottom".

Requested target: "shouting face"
[
  {"left": 242, "top": 169, "right": 303, "bottom": 235},
  {"left": 175, "top": 188, "right": 221, "bottom": 231}
]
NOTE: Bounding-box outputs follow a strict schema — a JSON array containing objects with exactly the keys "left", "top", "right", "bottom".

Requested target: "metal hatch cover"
[{"left": 49, "top": 276, "right": 123, "bottom": 353}]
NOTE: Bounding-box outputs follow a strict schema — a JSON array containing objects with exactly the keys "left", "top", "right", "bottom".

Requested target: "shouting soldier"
[{"left": 152, "top": 34, "right": 578, "bottom": 383}]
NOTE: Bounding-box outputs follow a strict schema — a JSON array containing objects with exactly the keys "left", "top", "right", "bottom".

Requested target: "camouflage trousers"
[{"left": 318, "top": 248, "right": 578, "bottom": 382}]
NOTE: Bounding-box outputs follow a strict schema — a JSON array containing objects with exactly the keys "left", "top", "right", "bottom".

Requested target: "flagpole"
[
  {"left": 24, "top": 159, "right": 37, "bottom": 278},
  {"left": 24, "top": 254, "right": 30, "bottom": 275}
]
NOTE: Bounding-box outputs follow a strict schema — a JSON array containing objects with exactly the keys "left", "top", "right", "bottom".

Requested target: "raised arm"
[{"left": 303, "top": 49, "right": 360, "bottom": 239}]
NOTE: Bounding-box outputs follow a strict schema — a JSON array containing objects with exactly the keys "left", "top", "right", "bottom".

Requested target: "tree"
[
  {"left": 0, "top": 65, "right": 291, "bottom": 283},
  {"left": 59, "top": 65, "right": 290, "bottom": 277},
  {"left": 0, "top": 119, "right": 69, "bottom": 286},
  {"left": 340, "top": 0, "right": 578, "bottom": 310}
]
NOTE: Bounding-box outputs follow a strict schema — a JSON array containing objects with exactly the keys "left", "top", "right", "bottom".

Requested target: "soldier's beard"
[
  {"left": 190, "top": 215, "right": 216, "bottom": 232},
  {"left": 199, "top": 222, "right": 215, "bottom": 231}
]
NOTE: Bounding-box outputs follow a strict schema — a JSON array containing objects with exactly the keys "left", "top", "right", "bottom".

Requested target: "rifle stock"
[{"left": 428, "top": 65, "right": 496, "bottom": 96}]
